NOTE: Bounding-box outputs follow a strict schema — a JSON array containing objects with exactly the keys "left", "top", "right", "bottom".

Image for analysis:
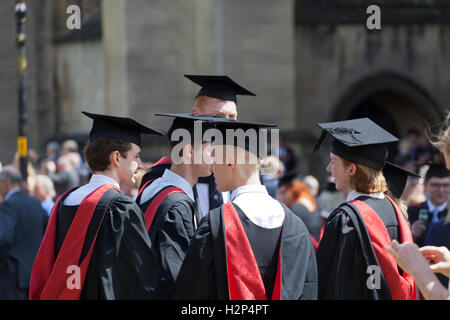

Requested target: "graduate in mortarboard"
[
  {"left": 29, "top": 112, "right": 162, "bottom": 300},
  {"left": 136, "top": 113, "right": 222, "bottom": 299},
  {"left": 139, "top": 75, "right": 257, "bottom": 219},
  {"left": 176, "top": 119, "right": 318, "bottom": 300},
  {"left": 313, "top": 118, "right": 417, "bottom": 300}
]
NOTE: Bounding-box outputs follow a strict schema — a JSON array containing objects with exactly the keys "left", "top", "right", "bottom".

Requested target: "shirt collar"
[
  {"left": 346, "top": 189, "right": 385, "bottom": 202},
  {"left": 162, "top": 169, "right": 194, "bottom": 201},
  {"left": 4, "top": 187, "right": 21, "bottom": 201},
  {"left": 89, "top": 174, "right": 120, "bottom": 190},
  {"left": 427, "top": 198, "right": 448, "bottom": 213},
  {"left": 231, "top": 184, "right": 268, "bottom": 202}
]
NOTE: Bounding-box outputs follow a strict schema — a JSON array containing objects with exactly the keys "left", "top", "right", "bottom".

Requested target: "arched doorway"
[{"left": 332, "top": 73, "right": 443, "bottom": 161}]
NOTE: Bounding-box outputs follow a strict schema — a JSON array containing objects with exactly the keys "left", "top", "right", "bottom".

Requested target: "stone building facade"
[{"left": 0, "top": 0, "right": 448, "bottom": 183}]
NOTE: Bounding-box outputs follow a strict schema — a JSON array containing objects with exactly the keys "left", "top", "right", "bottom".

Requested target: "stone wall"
[{"left": 295, "top": 23, "right": 450, "bottom": 181}]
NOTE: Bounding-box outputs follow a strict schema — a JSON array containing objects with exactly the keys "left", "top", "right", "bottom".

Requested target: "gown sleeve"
[
  {"left": 316, "top": 208, "right": 368, "bottom": 299},
  {"left": 96, "top": 195, "right": 159, "bottom": 300},
  {"left": 176, "top": 216, "right": 217, "bottom": 299},
  {"left": 153, "top": 199, "right": 196, "bottom": 298}
]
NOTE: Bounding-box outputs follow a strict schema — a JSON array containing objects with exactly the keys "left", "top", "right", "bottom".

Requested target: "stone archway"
[
  {"left": 331, "top": 73, "right": 443, "bottom": 161},
  {"left": 332, "top": 73, "right": 443, "bottom": 132}
]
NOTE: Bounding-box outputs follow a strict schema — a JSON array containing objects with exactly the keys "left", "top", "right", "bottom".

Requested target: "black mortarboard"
[
  {"left": 214, "top": 119, "right": 278, "bottom": 157},
  {"left": 383, "top": 161, "right": 421, "bottom": 198},
  {"left": 156, "top": 113, "right": 225, "bottom": 146},
  {"left": 425, "top": 162, "right": 450, "bottom": 181},
  {"left": 313, "top": 118, "right": 399, "bottom": 170},
  {"left": 82, "top": 111, "right": 163, "bottom": 147},
  {"left": 184, "top": 75, "right": 257, "bottom": 103}
]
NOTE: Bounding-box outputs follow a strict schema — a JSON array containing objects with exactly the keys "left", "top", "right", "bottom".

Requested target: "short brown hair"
[
  {"left": 83, "top": 138, "right": 132, "bottom": 172},
  {"left": 342, "top": 158, "right": 387, "bottom": 194}
]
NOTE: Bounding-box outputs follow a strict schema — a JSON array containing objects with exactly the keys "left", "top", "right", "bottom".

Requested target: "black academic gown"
[
  {"left": 139, "top": 157, "right": 222, "bottom": 213},
  {"left": 56, "top": 188, "right": 158, "bottom": 299},
  {"left": 176, "top": 203, "right": 318, "bottom": 300},
  {"left": 316, "top": 196, "right": 401, "bottom": 300},
  {"left": 290, "top": 203, "right": 323, "bottom": 242},
  {"left": 139, "top": 188, "right": 197, "bottom": 299}
]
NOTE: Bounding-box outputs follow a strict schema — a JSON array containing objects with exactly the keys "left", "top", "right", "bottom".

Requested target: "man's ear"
[
  {"left": 192, "top": 107, "right": 199, "bottom": 115},
  {"left": 109, "top": 150, "right": 121, "bottom": 168},
  {"left": 348, "top": 163, "right": 357, "bottom": 177}
]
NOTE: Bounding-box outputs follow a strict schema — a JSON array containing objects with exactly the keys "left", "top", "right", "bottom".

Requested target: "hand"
[
  {"left": 420, "top": 246, "right": 450, "bottom": 278},
  {"left": 411, "top": 220, "right": 426, "bottom": 241},
  {"left": 386, "top": 240, "right": 430, "bottom": 277}
]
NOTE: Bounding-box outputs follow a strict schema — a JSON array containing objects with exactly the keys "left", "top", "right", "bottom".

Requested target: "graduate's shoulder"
[
  {"left": 163, "top": 191, "right": 195, "bottom": 213},
  {"left": 104, "top": 190, "right": 142, "bottom": 214},
  {"left": 284, "top": 206, "right": 310, "bottom": 235},
  {"left": 325, "top": 201, "right": 359, "bottom": 229}
]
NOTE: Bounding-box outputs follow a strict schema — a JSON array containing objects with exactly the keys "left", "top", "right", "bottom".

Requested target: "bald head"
[{"left": 192, "top": 96, "right": 237, "bottom": 119}]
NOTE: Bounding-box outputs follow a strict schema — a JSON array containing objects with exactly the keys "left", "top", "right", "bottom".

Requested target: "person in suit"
[
  {"left": 408, "top": 163, "right": 449, "bottom": 247},
  {"left": 0, "top": 165, "right": 49, "bottom": 299}
]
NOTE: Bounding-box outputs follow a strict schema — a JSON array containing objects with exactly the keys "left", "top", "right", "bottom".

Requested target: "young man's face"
[
  {"left": 117, "top": 143, "right": 143, "bottom": 185},
  {"left": 192, "top": 141, "right": 213, "bottom": 178},
  {"left": 425, "top": 176, "right": 450, "bottom": 206},
  {"left": 326, "top": 153, "right": 352, "bottom": 195},
  {"left": 193, "top": 96, "right": 238, "bottom": 119},
  {"left": 211, "top": 146, "right": 232, "bottom": 192}
]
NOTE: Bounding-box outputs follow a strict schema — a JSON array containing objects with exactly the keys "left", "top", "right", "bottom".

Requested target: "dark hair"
[
  {"left": 83, "top": 138, "right": 132, "bottom": 172},
  {"left": 424, "top": 163, "right": 449, "bottom": 182}
]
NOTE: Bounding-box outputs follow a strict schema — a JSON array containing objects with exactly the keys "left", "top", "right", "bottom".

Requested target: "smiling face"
[
  {"left": 116, "top": 143, "right": 143, "bottom": 185},
  {"left": 425, "top": 176, "right": 450, "bottom": 206}
]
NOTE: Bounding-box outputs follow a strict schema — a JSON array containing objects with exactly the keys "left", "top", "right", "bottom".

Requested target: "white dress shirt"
[
  {"left": 346, "top": 190, "right": 385, "bottom": 202},
  {"left": 231, "top": 184, "right": 285, "bottom": 229},
  {"left": 63, "top": 174, "right": 120, "bottom": 206},
  {"left": 426, "top": 198, "right": 448, "bottom": 224},
  {"left": 195, "top": 183, "right": 210, "bottom": 218},
  {"left": 139, "top": 169, "right": 194, "bottom": 205}
]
